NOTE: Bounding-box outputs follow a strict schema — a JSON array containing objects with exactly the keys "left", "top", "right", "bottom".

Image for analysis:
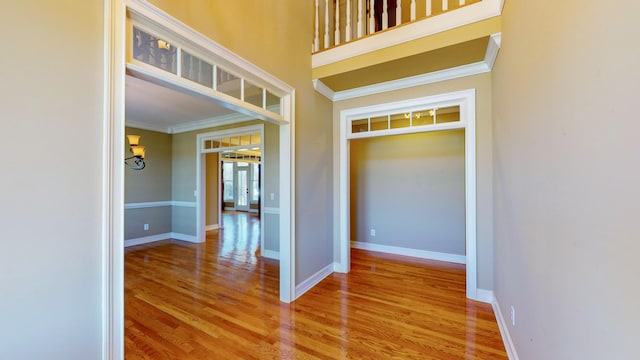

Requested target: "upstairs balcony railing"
[{"left": 312, "top": 0, "right": 482, "bottom": 52}]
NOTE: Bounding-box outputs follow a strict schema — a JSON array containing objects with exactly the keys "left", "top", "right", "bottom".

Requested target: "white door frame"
[
  {"left": 104, "top": 1, "right": 296, "bottom": 358},
  {"left": 196, "top": 124, "right": 268, "bottom": 259},
  {"left": 336, "top": 89, "right": 478, "bottom": 300}
]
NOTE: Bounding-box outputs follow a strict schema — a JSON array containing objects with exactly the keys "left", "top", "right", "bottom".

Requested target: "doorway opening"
[{"left": 336, "top": 89, "right": 479, "bottom": 300}]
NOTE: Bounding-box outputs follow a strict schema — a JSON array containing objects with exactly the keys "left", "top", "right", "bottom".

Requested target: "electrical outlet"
[
  {"left": 510, "top": 305, "right": 516, "bottom": 326},
  {"left": 144, "top": 224, "right": 149, "bottom": 231},
  {"left": 370, "top": 229, "right": 376, "bottom": 236},
  {"left": 270, "top": 193, "right": 275, "bottom": 200}
]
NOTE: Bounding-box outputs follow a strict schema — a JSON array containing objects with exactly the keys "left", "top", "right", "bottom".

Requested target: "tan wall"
[
  {"left": 334, "top": 73, "right": 493, "bottom": 289},
  {"left": 0, "top": 1, "right": 105, "bottom": 358},
  {"left": 205, "top": 152, "right": 219, "bottom": 227},
  {"left": 150, "top": 0, "right": 335, "bottom": 283},
  {"left": 492, "top": 1, "right": 640, "bottom": 358},
  {"left": 125, "top": 127, "right": 172, "bottom": 203},
  {"left": 350, "top": 130, "right": 465, "bottom": 255}
]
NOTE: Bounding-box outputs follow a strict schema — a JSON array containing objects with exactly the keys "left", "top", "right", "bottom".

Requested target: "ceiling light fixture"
[{"left": 125, "top": 135, "right": 146, "bottom": 170}]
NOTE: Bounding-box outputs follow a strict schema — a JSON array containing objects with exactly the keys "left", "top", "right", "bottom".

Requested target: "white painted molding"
[
  {"left": 127, "top": 0, "right": 294, "bottom": 96},
  {"left": 172, "top": 201, "right": 197, "bottom": 208},
  {"left": 205, "top": 224, "right": 219, "bottom": 231},
  {"left": 332, "top": 61, "right": 489, "bottom": 102},
  {"left": 484, "top": 33, "right": 502, "bottom": 70},
  {"left": 171, "top": 232, "right": 199, "bottom": 243},
  {"left": 493, "top": 295, "right": 520, "bottom": 360},
  {"left": 124, "top": 201, "right": 172, "bottom": 209},
  {"left": 124, "top": 233, "right": 172, "bottom": 247},
  {"left": 312, "top": 0, "right": 503, "bottom": 68},
  {"left": 312, "top": 79, "right": 336, "bottom": 101},
  {"left": 294, "top": 263, "right": 334, "bottom": 300},
  {"left": 170, "top": 112, "right": 254, "bottom": 134},
  {"left": 124, "top": 201, "right": 196, "bottom": 209},
  {"left": 313, "top": 33, "right": 502, "bottom": 103},
  {"left": 262, "top": 249, "right": 280, "bottom": 260},
  {"left": 169, "top": 104, "right": 281, "bottom": 134},
  {"left": 351, "top": 241, "right": 466, "bottom": 264},
  {"left": 476, "top": 288, "right": 494, "bottom": 304},
  {"left": 263, "top": 207, "right": 280, "bottom": 214},
  {"left": 126, "top": 120, "right": 170, "bottom": 133},
  {"left": 125, "top": 232, "right": 200, "bottom": 246}
]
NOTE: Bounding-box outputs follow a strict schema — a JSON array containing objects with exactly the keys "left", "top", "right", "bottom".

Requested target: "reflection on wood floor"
[{"left": 125, "top": 211, "right": 507, "bottom": 359}]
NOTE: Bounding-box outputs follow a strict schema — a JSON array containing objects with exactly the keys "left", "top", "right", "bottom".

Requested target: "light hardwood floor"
[{"left": 125, "top": 212, "right": 507, "bottom": 359}]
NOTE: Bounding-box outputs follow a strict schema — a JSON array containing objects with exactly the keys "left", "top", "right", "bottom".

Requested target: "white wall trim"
[
  {"left": 333, "top": 62, "right": 489, "bottom": 102},
  {"left": 126, "top": 120, "right": 170, "bottom": 133},
  {"left": 312, "top": 0, "right": 503, "bottom": 68},
  {"left": 172, "top": 201, "right": 196, "bottom": 208},
  {"left": 351, "top": 241, "right": 466, "bottom": 264},
  {"left": 294, "top": 263, "right": 334, "bottom": 300},
  {"left": 170, "top": 232, "right": 198, "bottom": 243},
  {"left": 493, "top": 295, "right": 520, "bottom": 360},
  {"left": 476, "top": 288, "right": 494, "bottom": 304},
  {"left": 312, "top": 79, "right": 336, "bottom": 100},
  {"left": 103, "top": 0, "right": 126, "bottom": 358},
  {"left": 124, "top": 233, "right": 172, "bottom": 247},
  {"left": 263, "top": 207, "right": 280, "bottom": 214},
  {"left": 124, "top": 201, "right": 196, "bottom": 209},
  {"left": 484, "top": 33, "right": 502, "bottom": 70},
  {"left": 313, "top": 33, "right": 502, "bottom": 103},
  {"left": 262, "top": 249, "right": 280, "bottom": 260},
  {"left": 124, "top": 201, "right": 171, "bottom": 209},
  {"left": 205, "top": 224, "right": 219, "bottom": 231}
]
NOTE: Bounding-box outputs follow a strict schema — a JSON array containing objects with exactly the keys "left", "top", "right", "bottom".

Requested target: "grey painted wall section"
[
  {"left": 334, "top": 73, "right": 494, "bottom": 289},
  {"left": 263, "top": 213, "right": 280, "bottom": 252},
  {"left": 125, "top": 207, "right": 172, "bottom": 239},
  {"left": 0, "top": 1, "right": 104, "bottom": 358},
  {"left": 492, "top": 1, "right": 640, "bottom": 358},
  {"left": 264, "top": 122, "right": 280, "bottom": 208},
  {"left": 172, "top": 206, "right": 197, "bottom": 236},
  {"left": 350, "top": 130, "right": 465, "bottom": 255}
]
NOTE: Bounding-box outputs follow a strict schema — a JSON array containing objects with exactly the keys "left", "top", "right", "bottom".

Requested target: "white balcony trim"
[
  {"left": 314, "top": 32, "right": 501, "bottom": 102},
  {"left": 312, "top": 0, "right": 504, "bottom": 68}
]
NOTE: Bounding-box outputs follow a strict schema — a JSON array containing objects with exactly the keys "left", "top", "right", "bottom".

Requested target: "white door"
[{"left": 235, "top": 165, "right": 250, "bottom": 211}]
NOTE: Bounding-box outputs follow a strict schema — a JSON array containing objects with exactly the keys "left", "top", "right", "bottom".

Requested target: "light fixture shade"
[
  {"left": 127, "top": 134, "right": 141, "bottom": 146},
  {"left": 131, "top": 145, "right": 145, "bottom": 158}
]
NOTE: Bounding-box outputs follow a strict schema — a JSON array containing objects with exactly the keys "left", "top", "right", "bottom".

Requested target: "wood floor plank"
[{"left": 125, "top": 212, "right": 507, "bottom": 359}]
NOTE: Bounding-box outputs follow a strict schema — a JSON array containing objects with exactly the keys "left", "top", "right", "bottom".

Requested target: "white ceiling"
[{"left": 125, "top": 75, "right": 238, "bottom": 132}]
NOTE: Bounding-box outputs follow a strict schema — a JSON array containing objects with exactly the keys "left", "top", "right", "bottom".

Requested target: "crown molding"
[
  {"left": 126, "top": 120, "right": 170, "bottom": 133},
  {"left": 313, "top": 32, "right": 501, "bottom": 102}
]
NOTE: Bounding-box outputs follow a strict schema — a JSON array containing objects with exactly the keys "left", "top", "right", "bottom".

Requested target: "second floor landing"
[{"left": 312, "top": 0, "right": 503, "bottom": 100}]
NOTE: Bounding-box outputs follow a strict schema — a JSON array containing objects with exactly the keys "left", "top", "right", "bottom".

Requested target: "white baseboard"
[
  {"left": 125, "top": 232, "right": 201, "bottom": 247},
  {"left": 295, "top": 263, "right": 334, "bottom": 300},
  {"left": 171, "top": 232, "right": 199, "bottom": 243},
  {"left": 351, "top": 241, "right": 466, "bottom": 264},
  {"left": 262, "top": 249, "right": 280, "bottom": 260},
  {"left": 206, "top": 224, "right": 219, "bottom": 231},
  {"left": 124, "top": 233, "right": 172, "bottom": 247},
  {"left": 492, "top": 295, "right": 520, "bottom": 360},
  {"left": 476, "top": 288, "right": 494, "bottom": 304}
]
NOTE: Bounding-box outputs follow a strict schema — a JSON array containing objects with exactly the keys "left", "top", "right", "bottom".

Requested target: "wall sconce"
[{"left": 125, "top": 134, "right": 146, "bottom": 170}]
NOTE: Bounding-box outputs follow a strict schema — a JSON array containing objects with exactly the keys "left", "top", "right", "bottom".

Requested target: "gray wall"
[
  {"left": 0, "top": 1, "right": 104, "bottom": 358},
  {"left": 492, "top": 1, "right": 640, "bottom": 358},
  {"left": 334, "top": 73, "right": 494, "bottom": 289},
  {"left": 350, "top": 130, "right": 465, "bottom": 255}
]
